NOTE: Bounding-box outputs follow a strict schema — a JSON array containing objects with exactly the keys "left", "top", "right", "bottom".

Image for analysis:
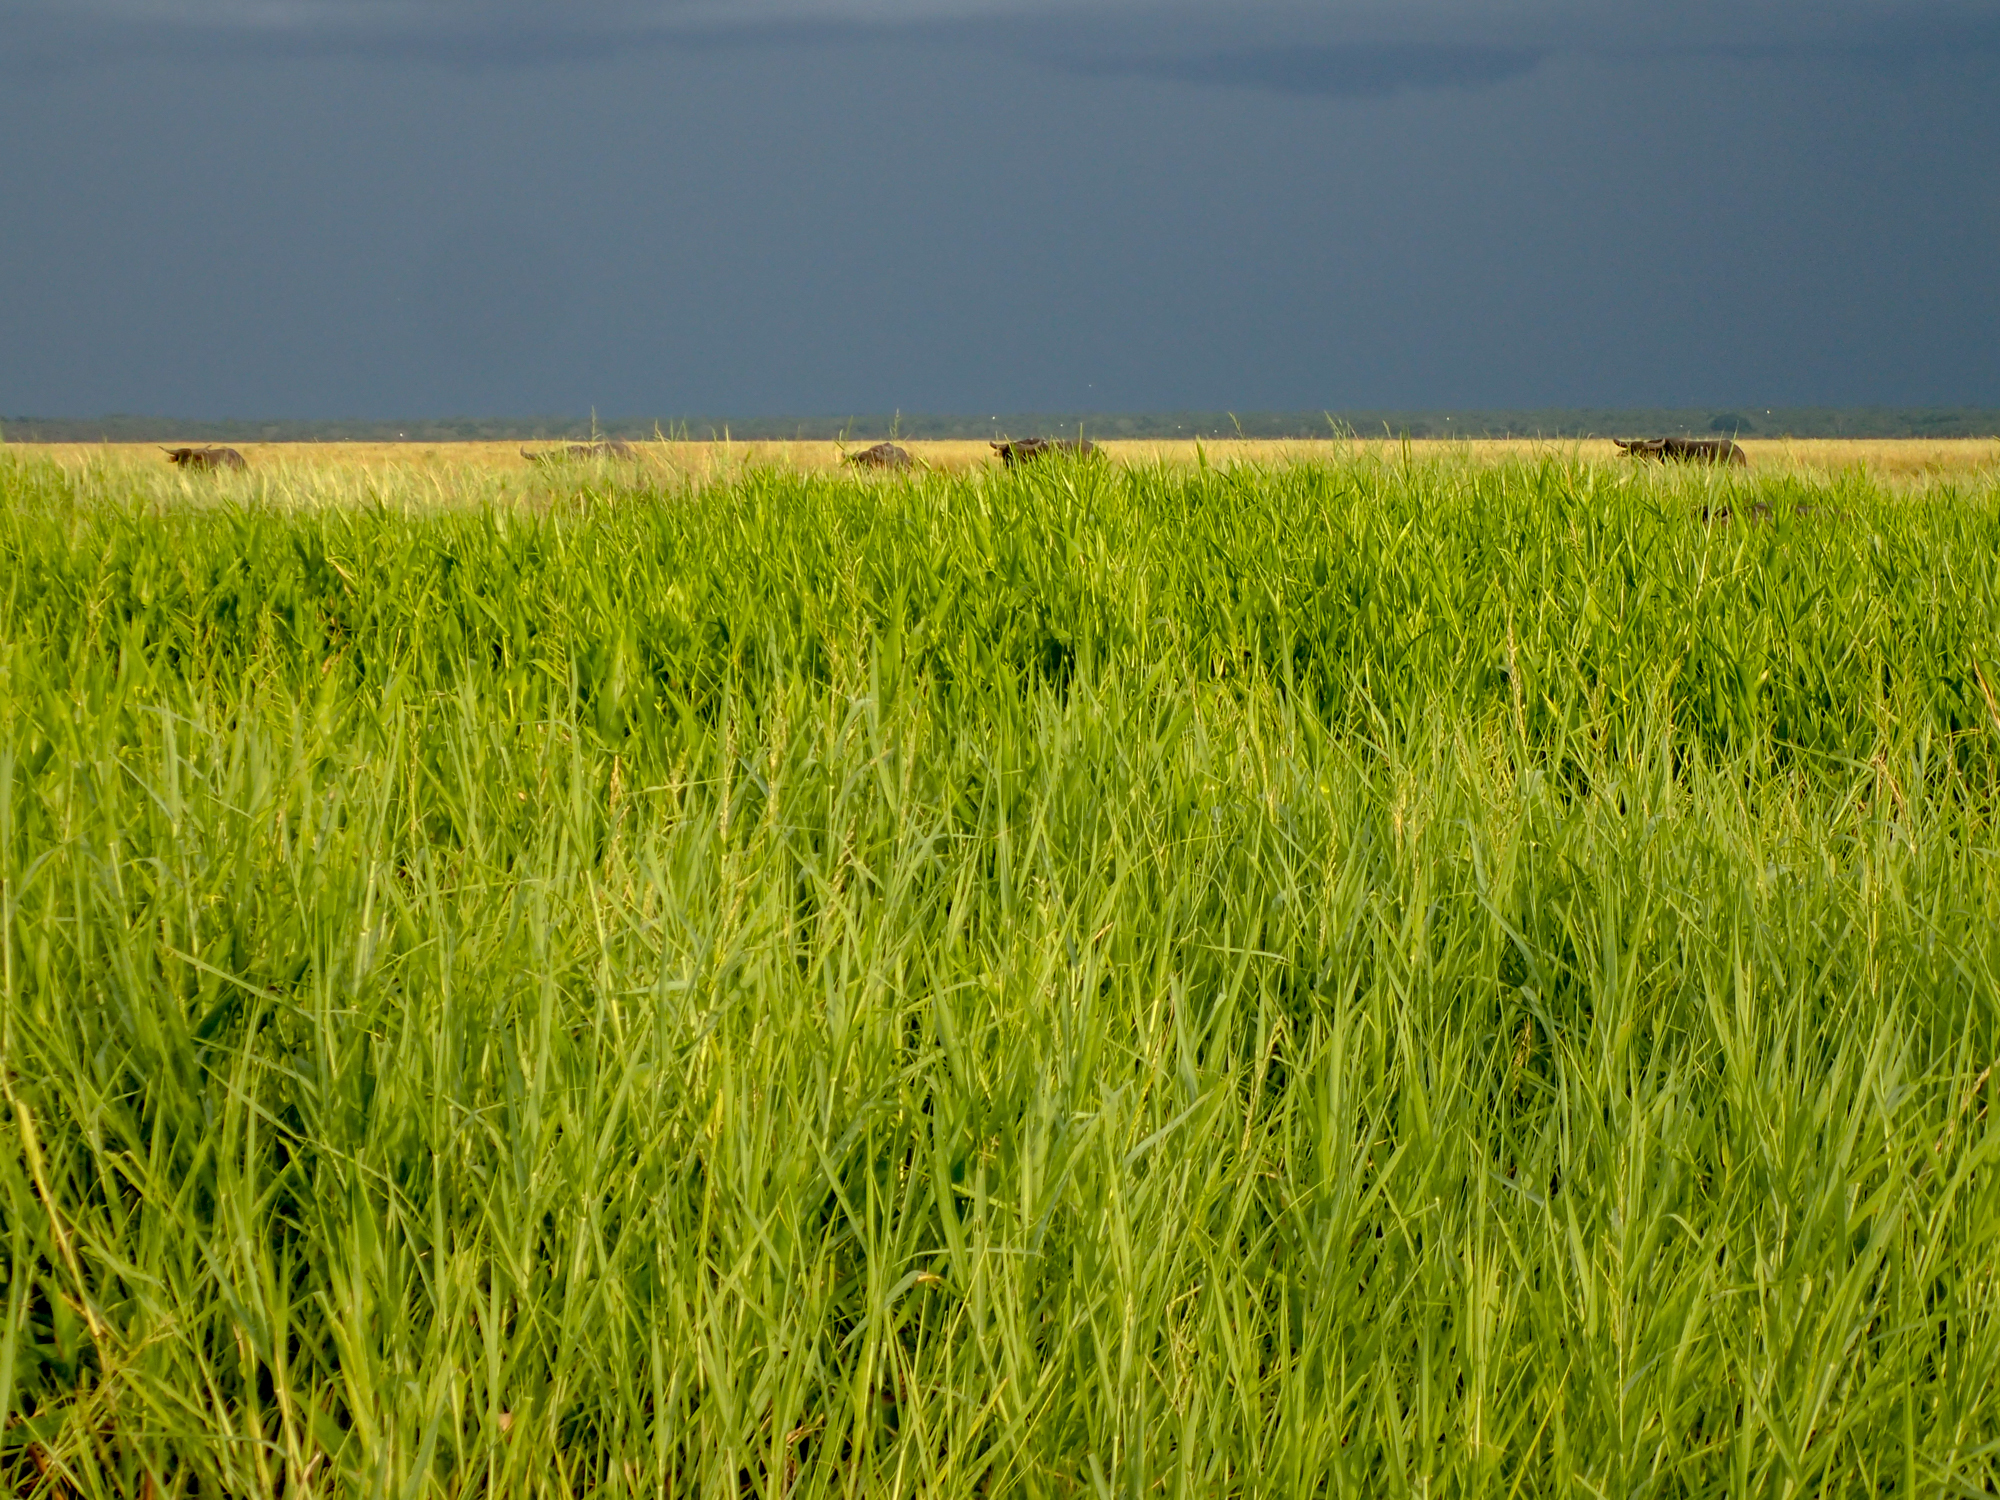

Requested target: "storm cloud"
[
  {"left": 16, "top": 0, "right": 2000, "bottom": 72},
  {"left": 1071, "top": 43, "right": 1549, "bottom": 100},
  {"left": 2, "top": 0, "right": 1996, "bottom": 419}
]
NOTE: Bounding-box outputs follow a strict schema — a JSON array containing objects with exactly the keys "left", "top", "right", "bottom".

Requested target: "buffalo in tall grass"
[
  {"left": 521, "top": 440, "right": 638, "bottom": 463},
  {"left": 844, "top": 441, "right": 914, "bottom": 470},
  {"left": 161, "top": 445, "right": 247, "bottom": 471},
  {"left": 991, "top": 437, "right": 1102, "bottom": 466},
  {"left": 1615, "top": 436, "right": 1748, "bottom": 465}
]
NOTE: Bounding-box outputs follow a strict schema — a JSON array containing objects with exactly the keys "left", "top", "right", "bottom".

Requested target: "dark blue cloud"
[
  {"left": 1049, "top": 1, "right": 2000, "bottom": 99},
  {"left": 0, "top": 4, "right": 882, "bottom": 71},
  {"left": 1727, "top": 5, "right": 2000, "bottom": 67},
  {"left": 8, "top": 1, "right": 2000, "bottom": 78},
  {"left": 2, "top": 0, "right": 1995, "bottom": 418},
  {"left": 1072, "top": 42, "right": 1548, "bottom": 99}
]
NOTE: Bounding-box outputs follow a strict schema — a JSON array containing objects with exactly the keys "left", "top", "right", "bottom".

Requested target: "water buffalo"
[
  {"left": 1700, "top": 502, "right": 1774, "bottom": 524},
  {"left": 1614, "top": 437, "right": 1747, "bottom": 466},
  {"left": 1700, "top": 501, "right": 1837, "bottom": 524},
  {"left": 844, "top": 442, "right": 914, "bottom": 470},
  {"left": 991, "top": 437, "right": 1102, "bottom": 467},
  {"left": 162, "top": 445, "right": 247, "bottom": 471},
  {"left": 520, "top": 441, "right": 638, "bottom": 463}
]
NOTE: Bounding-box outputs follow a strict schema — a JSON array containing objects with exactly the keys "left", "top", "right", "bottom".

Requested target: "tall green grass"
[{"left": 3, "top": 450, "right": 1998, "bottom": 1496}]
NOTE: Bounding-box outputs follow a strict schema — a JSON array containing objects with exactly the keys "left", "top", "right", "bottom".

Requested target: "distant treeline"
[{"left": 5, "top": 407, "right": 1998, "bottom": 443}]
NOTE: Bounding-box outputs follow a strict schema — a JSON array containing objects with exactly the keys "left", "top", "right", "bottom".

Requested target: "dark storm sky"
[{"left": 3, "top": 0, "right": 1997, "bottom": 418}]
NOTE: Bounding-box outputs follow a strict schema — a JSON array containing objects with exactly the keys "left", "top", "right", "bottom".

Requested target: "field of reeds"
[
  {"left": 3, "top": 445, "right": 1999, "bottom": 1497},
  {"left": 13, "top": 435, "right": 2000, "bottom": 488}
]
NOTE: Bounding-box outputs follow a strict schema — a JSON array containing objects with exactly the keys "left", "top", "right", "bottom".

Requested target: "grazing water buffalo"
[
  {"left": 845, "top": 442, "right": 914, "bottom": 470},
  {"left": 162, "top": 445, "right": 247, "bottom": 471},
  {"left": 1614, "top": 437, "right": 1747, "bottom": 466},
  {"left": 1701, "top": 501, "right": 1838, "bottom": 525},
  {"left": 1700, "top": 502, "right": 1774, "bottom": 524},
  {"left": 520, "top": 440, "right": 638, "bottom": 463},
  {"left": 990, "top": 437, "right": 1102, "bottom": 467}
]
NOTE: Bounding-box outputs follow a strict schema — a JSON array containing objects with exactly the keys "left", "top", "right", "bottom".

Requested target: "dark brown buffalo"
[
  {"left": 162, "top": 445, "right": 247, "bottom": 471},
  {"left": 520, "top": 441, "right": 638, "bottom": 463},
  {"left": 845, "top": 442, "right": 914, "bottom": 470},
  {"left": 1699, "top": 502, "right": 1774, "bottom": 524},
  {"left": 990, "top": 437, "right": 1102, "bottom": 467},
  {"left": 1700, "top": 501, "right": 1840, "bottom": 525},
  {"left": 1615, "top": 437, "right": 1747, "bottom": 466}
]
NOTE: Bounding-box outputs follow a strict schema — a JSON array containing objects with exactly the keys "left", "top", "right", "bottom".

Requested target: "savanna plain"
[{"left": 3, "top": 440, "right": 1999, "bottom": 1497}]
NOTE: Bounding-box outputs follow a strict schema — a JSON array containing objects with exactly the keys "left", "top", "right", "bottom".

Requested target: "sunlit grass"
[
  {"left": 2, "top": 448, "right": 1998, "bottom": 1496},
  {"left": 10, "top": 435, "right": 2000, "bottom": 488}
]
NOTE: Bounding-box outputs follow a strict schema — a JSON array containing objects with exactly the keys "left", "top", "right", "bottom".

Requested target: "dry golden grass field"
[{"left": 9, "top": 436, "right": 1999, "bottom": 489}]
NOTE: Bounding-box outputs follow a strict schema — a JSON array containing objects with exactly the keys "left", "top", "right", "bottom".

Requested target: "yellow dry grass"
[{"left": 9, "top": 436, "right": 1998, "bottom": 487}]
